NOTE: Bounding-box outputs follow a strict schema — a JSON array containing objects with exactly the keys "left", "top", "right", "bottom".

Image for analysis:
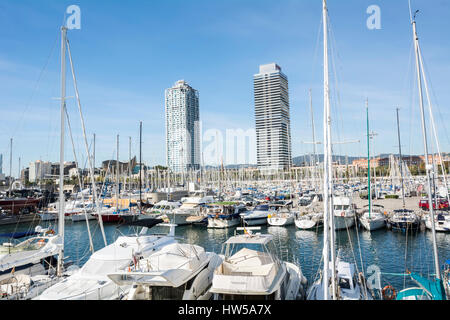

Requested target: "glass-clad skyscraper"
[
  {"left": 254, "top": 63, "right": 292, "bottom": 172},
  {"left": 165, "top": 80, "right": 200, "bottom": 173}
]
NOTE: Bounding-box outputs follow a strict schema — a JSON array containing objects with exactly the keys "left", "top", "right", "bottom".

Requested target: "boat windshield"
[
  {"left": 0, "top": 237, "right": 49, "bottom": 254},
  {"left": 149, "top": 285, "right": 185, "bottom": 300},
  {"left": 254, "top": 205, "right": 269, "bottom": 211},
  {"left": 338, "top": 277, "right": 351, "bottom": 290},
  {"left": 334, "top": 205, "right": 349, "bottom": 210}
]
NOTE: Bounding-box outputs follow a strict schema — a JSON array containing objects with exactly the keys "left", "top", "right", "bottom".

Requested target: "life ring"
[
  {"left": 37, "top": 239, "right": 46, "bottom": 246},
  {"left": 382, "top": 285, "right": 397, "bottom": 300}
]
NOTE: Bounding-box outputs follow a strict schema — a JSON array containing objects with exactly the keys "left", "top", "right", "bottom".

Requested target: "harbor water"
[{"left": 1, "top": 219, "right": 449, "bottom": 295}]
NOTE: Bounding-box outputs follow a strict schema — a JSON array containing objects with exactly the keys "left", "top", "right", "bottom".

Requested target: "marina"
[{"left": 1, "top": 0, "right": 450, "bottom": 303}]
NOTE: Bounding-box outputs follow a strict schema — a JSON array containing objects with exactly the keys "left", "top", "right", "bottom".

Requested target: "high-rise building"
[
  {"left": 165, "top": 80, "right": 200, "bottom": 173},
  {"left": 254, "top": 63, "right": 292, "bottom": 171},
  {"left": 0, "top": 154, "right": 2, "bottom": 174},
  {"left": 29, "top": 160, "right": 52, "bottom": 183}
]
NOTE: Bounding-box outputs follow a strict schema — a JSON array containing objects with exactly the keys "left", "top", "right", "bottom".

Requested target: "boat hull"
[{"left": 334, "top": 215, "right": 355, "bottom": 230}]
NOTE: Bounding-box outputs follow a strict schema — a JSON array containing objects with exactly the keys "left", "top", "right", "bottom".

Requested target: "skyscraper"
[
  {"left": 254, "top": 63, "right": 292, "bottom": 172},
  {"left": 165, "top": 80, "right": 200, "bottom": 173}
]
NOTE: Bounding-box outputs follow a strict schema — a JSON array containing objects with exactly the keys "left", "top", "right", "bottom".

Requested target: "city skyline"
[{"left": 1, "top": 0, "right": 450, "bottom": 178}]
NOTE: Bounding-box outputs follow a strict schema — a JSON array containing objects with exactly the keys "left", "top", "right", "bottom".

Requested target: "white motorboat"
[
  {"left": 358, "top": 205, "right": 387, "bottom": 231},
  {"left": 240, "top": 204, "right": 276, "bottom": 226},
  {"left": 145, "top": 200, "right": 181, "bottom": 219},
  {"left": 333, "top": 196, "right": 356, "bottom": 230},
  {"left": 35, "top": 219, "right": 176, "bottom": 300},
  {"left": 207, "top": 203, "right": 246, "bottom": 229},
  {"left": 162, "top": 196, "right": 214, "bottom": 226},
  {"left": 210, "top": 228, "right": 307, "bottom": 300},
  {"left": 0, "top": 227, "right": 60, "bottom": 280},
  {"left": 107, "top": 243, "right": 222, "bottom": 300}
]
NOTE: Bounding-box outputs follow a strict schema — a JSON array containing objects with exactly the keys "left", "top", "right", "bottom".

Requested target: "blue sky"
[{"left": 0, "top": 0, "right": 449, "bottom": 175}]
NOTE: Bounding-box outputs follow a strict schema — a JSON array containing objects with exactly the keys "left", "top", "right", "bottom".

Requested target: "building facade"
[
  {"left": 254, "top": 63, "right": 292, "bottom": 172},
  {"left": 29, "top": 160, "right": 52, "bottom": 183},
  {"left": 165, "top": 80, "right": 200, "bottom": 173}
]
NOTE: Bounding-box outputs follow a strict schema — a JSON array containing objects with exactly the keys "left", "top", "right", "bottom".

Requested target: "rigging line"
[
  {"left": 327, "top": 15, "right": 345, "bottom": 158},
  {"left": 309, "top": 11, "right": 324, "bottom": 86},
  {"left": 419, "top": 48, "right": 450, "bottom": 150},
  {"left": 6, "top": 30, "right": 59, "bottom": 144},
  {"left": 64, "top": 105, "right": 95, "bottom": 253}
]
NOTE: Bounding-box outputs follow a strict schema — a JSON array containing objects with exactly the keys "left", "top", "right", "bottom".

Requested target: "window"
[{"left": 338, "top": 277, "right": 351, "bottom": 290}]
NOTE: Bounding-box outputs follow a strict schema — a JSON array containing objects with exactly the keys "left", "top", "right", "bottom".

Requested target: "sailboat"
[
  {"left": 306, "top": 0, "right": 373, "bottom": 300},
  {"left": 0, "top": 26, "right": 78, "bottom": 300},
  {"left": 387, "top": 108, "right": 420, "bottom": 232},
  {"left": 359, "top": 100, "right": 386, "bottom": 231},
  {"left": 394, "top": 7, "right": 446, "bottom": 300}
]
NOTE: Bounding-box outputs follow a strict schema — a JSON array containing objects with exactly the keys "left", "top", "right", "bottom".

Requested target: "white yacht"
[
  {"left": 207, "top": 203, "right": 246, "bottom": 229},
  {"left": 333, "top": 196, "right": 356, "bottom": 230},
  {"left": 107, "top": 243, "right": 222, "bottom": 300},
  {"left": 35, "top": 219, "right": 176, "bottom": 300},
  {"left": 162, "top": 196, "right": 214, "bottom": 226},
  {"left": 0, "top": 227, "right": 60, "bottom": 281},
  {"left": 240, "top": 204, "right": 276, "bottom": 226},
  {"left": 145, "top": 200, "right": 181, "bottom": 219},
  {"left": 358, "top": 205, "right": 386, "bottom": 231},
  {"left": 210, "top": 228, "right": 307, "bottom": 300}
]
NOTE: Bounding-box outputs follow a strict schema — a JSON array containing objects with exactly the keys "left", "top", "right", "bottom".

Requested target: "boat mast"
[
  {"left": 57, "top": 26, "right": 67, "bottom": 277},
  {"left": 310, "top": 89, "right": 318, "bottom": 192},
  {"left": 412, "top": 11, "right": 440, "bottom": 280},
  {"left": 139, "top": 121, "right": 142, "bottom": 208},
  {"left": 322, "top": 0, "right": 334, "bottom": 300},
  {"left": 129, "top": 136, "right": 132, "bottom": 208},
  {"left": 9, "top": 138, "right": 12, "bottom": 193},
  {"left": 396, "top": 108, "right": 406, "bottom": 208},
  {"left": 366, "top": 99, "right": 371, "bottom": 219},
  {"left": 116, "top": 134, "right": 120, "bottom": 212}
]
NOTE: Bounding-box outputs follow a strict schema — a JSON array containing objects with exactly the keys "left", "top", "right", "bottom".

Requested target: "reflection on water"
[{"left": 1, "top": 220, "right": 449, "bottom": 294}]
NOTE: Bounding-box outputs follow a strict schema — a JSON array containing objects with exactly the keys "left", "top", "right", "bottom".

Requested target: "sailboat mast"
[
  {"left": 129, "top": 136, "right": 132, "bottom": 208},
  {"left": 139, "top": 121, "right": 142, "bottom": 208},
  {"left": 310, "top": 89, "right": 318, "bottom": 192},
  {"left": 116, "top": 134, "right": 120, "bottom": 212},
  {"left": 412, "top": 14, "right": 440, "bottom": 280},
  {"left": 57, "top": 26, "right": 67, "bottom": 277},
  {"left": 322, "top": 0, "right": 332, "bottom": 300},
  {"left": 366, "top": 99, "right": 371, "bottom": 218},
  {"left": 9, "top": 138, "right": 12, "bottom": 192},
  {"left": 396, "top": 108, "right": 406, "bottom": 208}
]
